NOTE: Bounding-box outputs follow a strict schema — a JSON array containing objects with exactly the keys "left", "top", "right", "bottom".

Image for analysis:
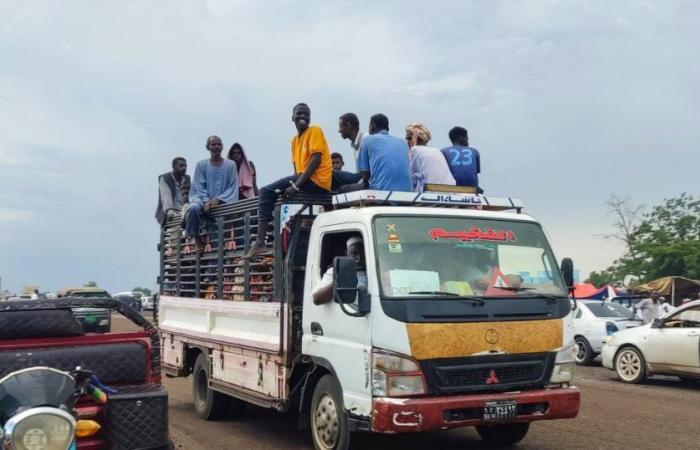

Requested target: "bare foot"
[{"left": 243, "top": 242, "right": 271, "bottom": 259}]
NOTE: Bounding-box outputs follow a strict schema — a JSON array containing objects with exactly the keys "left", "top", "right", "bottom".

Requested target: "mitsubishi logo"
[{"left": 486, "top": 369, "right": 500, "bottom": 385}]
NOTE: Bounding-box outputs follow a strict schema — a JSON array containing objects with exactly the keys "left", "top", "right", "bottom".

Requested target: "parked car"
[
  {"left": 573, "top": 300, "right": 642, "bottom": 364},
  {"left": 56, "top": 287, "right": 112, "bottom": 333},
  {"left": 115, "top": 294, "right": 143, "bottom": 312},
  {"left": 141, "top": 295, "right": 154, "bottom": 311},
  {"left": 602, "top": 300, "right": 700, "bottom": 383}
]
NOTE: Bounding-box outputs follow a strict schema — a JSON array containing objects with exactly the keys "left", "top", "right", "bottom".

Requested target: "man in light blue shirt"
[
  {"left": 357, "top": 114, "right": 412, "bottom": 191},
  {"left": 185, "top": 135, "right": 239, "bottom": 248}
]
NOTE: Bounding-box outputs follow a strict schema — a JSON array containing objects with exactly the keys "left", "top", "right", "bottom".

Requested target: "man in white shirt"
[
  {"left": 405, "top": 123, "right": 456, "bottom": 192},
  {"left": 313, "top": 236, "right": 367, "bottom": 305}
]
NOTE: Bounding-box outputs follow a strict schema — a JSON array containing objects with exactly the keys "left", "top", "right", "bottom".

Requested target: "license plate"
[
  {"left": 482, "top": 400, "right": 517, "bottom": 421},
  {"left": 84, "top": 315, "right": 97, "bottom": 324}
]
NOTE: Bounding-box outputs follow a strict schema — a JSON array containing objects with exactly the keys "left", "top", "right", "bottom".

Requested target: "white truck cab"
[{"left": 158, "top": 190, "right": 580, "bottom": 449}]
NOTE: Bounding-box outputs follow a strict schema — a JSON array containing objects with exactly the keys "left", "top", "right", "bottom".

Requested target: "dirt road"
[
  {"left": 162, "top": 365, "right": 699, "bottom": 450},
  {"left": 117, "top": 315, "right": 700, "bottom": 449}
]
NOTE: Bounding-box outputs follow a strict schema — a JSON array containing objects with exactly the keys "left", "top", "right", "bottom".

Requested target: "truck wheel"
[
  {"left": 192, "top": 353, "right": 230, "bottom": 420},
  {"left": 615, "top": 347, "right": 646, "bottom": 384},
  {"left": 310, "top": 375, "right": 350, "bottom": 450},
  {"left": 574, "top": 336, "right": 595, "bottom": 365},
  {"left": 476, "top": 422, "right": 530, "bottom": 446}
]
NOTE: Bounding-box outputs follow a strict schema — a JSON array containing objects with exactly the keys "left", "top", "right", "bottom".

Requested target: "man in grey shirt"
[
  {"left": 155, "top": 157, "right": 189, "bottom": 225},
  {"left": 634, "top": 294, "right": 661, "bottom": 324}
]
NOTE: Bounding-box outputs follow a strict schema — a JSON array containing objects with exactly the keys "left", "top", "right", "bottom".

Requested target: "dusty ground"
[{"left": 118, "top": 314, "right": 700, "bottom": 449}]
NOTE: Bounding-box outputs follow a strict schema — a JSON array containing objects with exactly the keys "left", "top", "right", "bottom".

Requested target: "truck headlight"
[
  {"left": 2, "top": 407, "right": 75, "bottom": 450},
  {"left": 372, "top": 349, "right": 426, "bottom": 397},
  {"left": 549, "top": 341, "right": 576, "bottom": 384},
  {"left": 99, "top": 319, "right": 110, "bottom": 326}
]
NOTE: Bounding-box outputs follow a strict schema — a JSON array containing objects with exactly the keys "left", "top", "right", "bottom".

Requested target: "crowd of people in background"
[{"left": 155, "top": 102, "right": 482, "bottom": 253}]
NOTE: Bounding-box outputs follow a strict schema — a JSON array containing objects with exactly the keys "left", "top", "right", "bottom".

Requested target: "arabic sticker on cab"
[
  {"left": 387, "top": 224, "right": 403, "bottom": 253},
  {"left": 428, "top": 227, "right": 516, "bottom": 243}
]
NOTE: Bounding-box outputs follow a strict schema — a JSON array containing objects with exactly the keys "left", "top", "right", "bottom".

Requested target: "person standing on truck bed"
[
  {"left": 245, "top": 103, "right": 332, "bottom": 257},
  {"left": 185, "top": 135, "right": 239, "bottom": 250},
  {"left": 440, "top": 126, "right": 481, "bottom": 191},
  {"left": 155, "top": 157, "right": 190, "bottom": 225},
  {"left": 355, "top": 113, "right": 412, "bottom": 191},
  {"left": 227, "top": 142, "right": 258, "bottom": 199},
  {"left": 313, "top": 236, "right": 367, "bottom": 305},
  {"left": 405, "top": 122, "right": 456, "bottom": 192}
]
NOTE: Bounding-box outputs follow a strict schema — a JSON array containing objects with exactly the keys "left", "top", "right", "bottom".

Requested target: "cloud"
[{"left": 0, "top": 1, "right": 698, "bottom": 293}]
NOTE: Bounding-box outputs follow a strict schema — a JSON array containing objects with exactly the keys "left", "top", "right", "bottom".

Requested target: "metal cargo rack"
[{"left": 158, "top": 194, "right": 331, "bottom": 301}]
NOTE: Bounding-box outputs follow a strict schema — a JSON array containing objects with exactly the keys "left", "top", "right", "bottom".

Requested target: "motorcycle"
[{"left": 0, "top": 367, "right": 106, "bottom": 450}]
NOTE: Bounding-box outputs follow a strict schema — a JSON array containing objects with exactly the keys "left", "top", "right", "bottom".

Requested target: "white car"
[
  {"left": 602, "top": 300, "right": 700, "bottom": 383},
  {"left": 573, "top": 300, "right": 642, "bottom": 365},
  {"left": 141, "top": 296, "right": 154, "bottom": 311}
]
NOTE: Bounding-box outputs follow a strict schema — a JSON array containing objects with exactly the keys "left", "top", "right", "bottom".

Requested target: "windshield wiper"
[
  {"left": 407, "top": 291, "right": 486, "bottom": 306},
  {"left": 493, "top": 287, "right": 563, "bottom": 305}
]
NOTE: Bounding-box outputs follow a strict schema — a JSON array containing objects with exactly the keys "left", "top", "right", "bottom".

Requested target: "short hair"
[
  {"left": 172, "top": 157, "right": 186, "bottom": 166},
  {"left": 370, "top": 113, "right": 389, "bottom": 131},
  {"left": 339, "top": 112, "right": 359, "bottom": 130},
  {"left": 448, "top": 126, "right": 469, "bottom": 145},
  {"left": 331, "top": 152, "right": 344, "bottom": 161},
  {"left": 206, "top": 135, "right": 221, "bottom": 145},
  {"left": 293, "top": 102, "right": 310, "bottom": 113}
]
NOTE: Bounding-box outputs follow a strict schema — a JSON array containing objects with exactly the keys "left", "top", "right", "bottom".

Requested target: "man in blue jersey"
[
  {"left": 356, "top": 113, "right": 412, "bottom": 191},
  {"left": 440, "top": 126, "right": 481, "bottom": 190}
]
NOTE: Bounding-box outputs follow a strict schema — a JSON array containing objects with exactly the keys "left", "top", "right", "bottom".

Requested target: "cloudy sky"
[{"left": 1, "top": 1, "right": 698, "bottom": 294}]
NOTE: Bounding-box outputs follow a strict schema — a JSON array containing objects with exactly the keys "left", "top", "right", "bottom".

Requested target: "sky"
[{"left": 1, "top": 1, "right": 698, "bottom": 294}]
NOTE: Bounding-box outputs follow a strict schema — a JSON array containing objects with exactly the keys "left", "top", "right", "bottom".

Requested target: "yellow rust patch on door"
[{"left": 406, "top": 319, "right": 563, "bottom": 360}]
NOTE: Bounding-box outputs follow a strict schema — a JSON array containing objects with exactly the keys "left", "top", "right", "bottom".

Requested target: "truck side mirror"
[
  {"left": 333, "top": 256, "right": 358, "bottom": 305},
  {"left": 561, "top": 258, "right": 575, "bottom": 289},
  {"left": 651, "top": 318, "right": 664, "bottom": 328}
]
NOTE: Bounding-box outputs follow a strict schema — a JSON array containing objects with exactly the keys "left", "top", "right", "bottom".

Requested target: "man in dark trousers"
[
  {"left": 245, "top": 103, "right": 332, "bottom": 257},
  {"left": 155, "top": 157, "right": 190, "bottom": 226}
]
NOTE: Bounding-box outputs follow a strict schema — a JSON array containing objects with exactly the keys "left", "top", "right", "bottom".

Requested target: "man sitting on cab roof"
[
  {"left": 440, "top": 126, "right": 481, "bottom": 191},
  {"left": 405, "top": 122, "right": 456, "bottom": 193},
  {"left": 355, "top": 113, "right": 412, "bottom": 192},
  {"left": 245, "top": 103, "right": 332, "bottom": 257}
]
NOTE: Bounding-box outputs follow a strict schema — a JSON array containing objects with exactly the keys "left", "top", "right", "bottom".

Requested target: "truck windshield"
[{"left": 374, "top": 216, "right": 567, "bottom": 299}]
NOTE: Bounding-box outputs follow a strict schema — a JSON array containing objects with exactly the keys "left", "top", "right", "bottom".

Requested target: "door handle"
[
  {"left": 311, "top": 322, "right": 324, "bottom": 336},
  {"left": 688, "top": 332, "right": 700, "bottom": 337}
]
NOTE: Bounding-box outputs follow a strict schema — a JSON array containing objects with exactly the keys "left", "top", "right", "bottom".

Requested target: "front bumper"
[
  {"left": 601, "top": 344, "right": 617, "bottom": 370},
  {"left": 371, "top": 387, "right": 580, "bottom": 433}
]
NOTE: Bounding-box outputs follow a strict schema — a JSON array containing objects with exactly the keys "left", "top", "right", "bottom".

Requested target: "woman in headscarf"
[
  {"left": 227, "top": 142, "right": 259, "bottom": 199},
  {"left": 405, "top": 123, "right": 455, "bottom": 192}
]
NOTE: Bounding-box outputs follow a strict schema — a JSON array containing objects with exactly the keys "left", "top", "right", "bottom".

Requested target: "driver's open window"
[{"left": 319, "top": 231, "right": 364, "bottom": 277}]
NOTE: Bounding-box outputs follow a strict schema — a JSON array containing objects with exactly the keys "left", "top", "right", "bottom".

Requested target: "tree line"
[{"left": 586, "top": 193, "right": 700, "bottom": 287}]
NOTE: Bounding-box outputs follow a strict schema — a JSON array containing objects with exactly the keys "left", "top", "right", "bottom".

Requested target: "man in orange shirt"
[{"left": 245, "top": 103, "right": 332, "bottom": 257}]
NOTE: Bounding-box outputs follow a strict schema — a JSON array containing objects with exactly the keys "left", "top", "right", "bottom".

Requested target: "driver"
[{"left": 312, "top": 236, "right": 367, "bottom": 305}]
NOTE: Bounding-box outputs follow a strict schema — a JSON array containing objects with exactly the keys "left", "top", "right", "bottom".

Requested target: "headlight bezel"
[
  {"left": 2, "top": 406, "right": 75, "bottom": 450},
  {"left": 371, "top": 349, "right": 427, "bottom": 397},
  {"left": 549, "top": 341, "right": 577, "bottom": 384}
]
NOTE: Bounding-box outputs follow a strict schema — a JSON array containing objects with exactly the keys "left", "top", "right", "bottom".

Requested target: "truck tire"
[
  {"left": 614, "top": 346, "right": 646, "bottom": 384},
  {"left": 574, "top": 336, "right": 595, "bottom": 365},
  {"left": 476, "top": 422, "right": 530, "bottom": 446},
  {"left": 310, "top": 375, "right": 350, "bottom": 450},
  {"left": 192, "top": 353, "right": 230, "bottom": 420}
]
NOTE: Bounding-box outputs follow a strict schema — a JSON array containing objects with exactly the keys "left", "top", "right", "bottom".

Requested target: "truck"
[
  {"left": 157, "top": 190, "right": 580, "bottom": 449},
  {"left": 56, "top": 287, "right": 113, "bottom": 333}
]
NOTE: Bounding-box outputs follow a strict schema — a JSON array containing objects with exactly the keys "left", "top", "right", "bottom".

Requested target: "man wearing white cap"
[{"left": 313, "top": 236, "right": 367, "bottom": 305}]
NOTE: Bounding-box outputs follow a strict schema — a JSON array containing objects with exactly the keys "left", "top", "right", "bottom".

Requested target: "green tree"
[
  {"left": 132, "top": 287, "right": 152, "bottom": 296},
  {"left": 632, "top": 193, "right": 700, "bottom": 280},
  {"left": 595, "top": 193, "right": 700, "bottom": 284},
  {"left": 84, "top": 281, "right": 98, "bottom": 287}
]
